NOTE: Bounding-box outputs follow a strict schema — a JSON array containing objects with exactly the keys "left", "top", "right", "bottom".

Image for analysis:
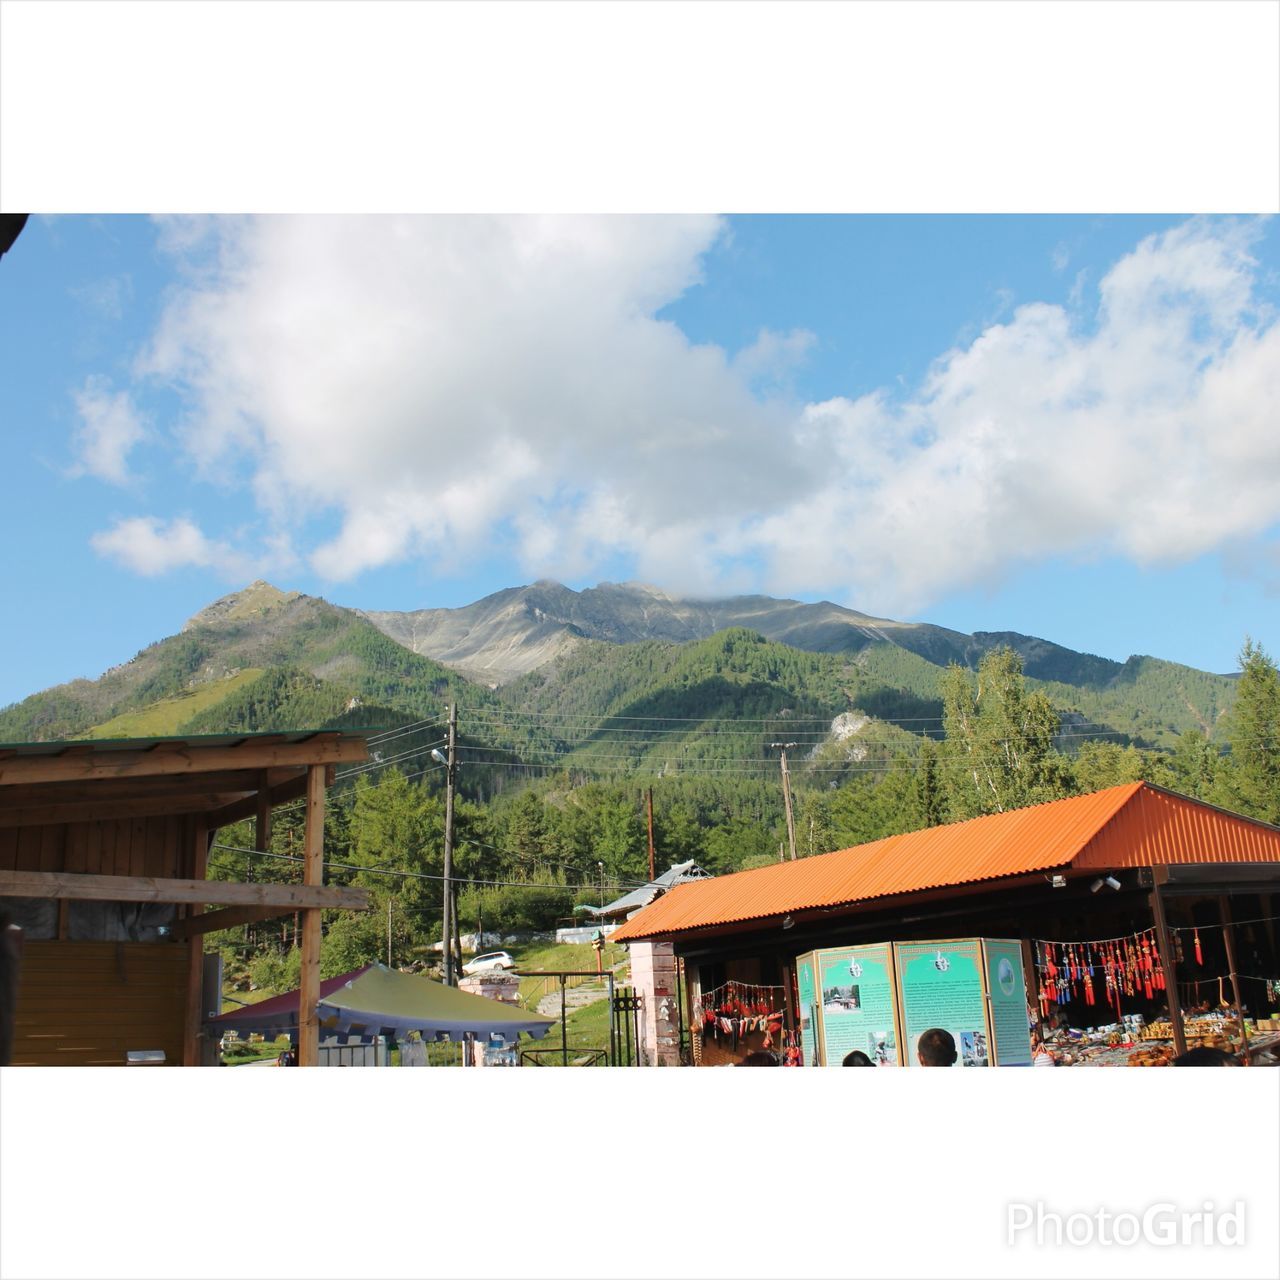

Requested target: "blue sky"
[{"left": 1, "top": 213, "right": 1278, "bottom": 711}]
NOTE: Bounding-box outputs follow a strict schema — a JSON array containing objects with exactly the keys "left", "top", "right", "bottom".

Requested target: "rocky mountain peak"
[{"left": 183, "top": 580, "right": 301, "bottom": 632}]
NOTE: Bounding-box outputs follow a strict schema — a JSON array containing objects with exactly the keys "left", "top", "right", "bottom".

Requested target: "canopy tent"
[
  {"left": 205, "top": 964, "right": 556, "bottom": 1044},
  {"left": 207, "top": 967, "right": 374, "bottom": 1038},
  {"left": 317, "top": 964, "right": 556, "bottom": 1042}
]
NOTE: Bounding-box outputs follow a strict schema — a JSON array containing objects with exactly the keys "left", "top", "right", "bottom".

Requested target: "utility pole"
[
  {"left": 441, "top": 703, "right": 458, "bottom": 985},
  {"left": 387, "top": 897, "right": 392, "bottom": 968},
  {"left": 770, "top": 742, "right": 799, "bottom": 861},
  {"left": 646, "top": 786, "right": 656, "bottom": 882}
]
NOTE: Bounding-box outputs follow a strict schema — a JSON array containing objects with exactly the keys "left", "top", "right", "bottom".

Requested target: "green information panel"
[
  {"left": 816, "top": 943, "right": 901, "bottom": 1066},
  {"left": 894, "top": 939, "right": 990, "bottom": 1068},
  {"left": 983, "top": 939, "right": 1033, "bottom": 1067},
  {"left": 795, "top": 952, "right": 819, "bottom": 1065}
]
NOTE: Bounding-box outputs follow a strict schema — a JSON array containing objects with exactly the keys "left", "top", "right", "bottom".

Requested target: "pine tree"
[
  {"left": 1221, "top": 638, "right": 1280, "bottom": 824},
  {"left": 914, "top": 737, "right": 947, "bottom": 827}
]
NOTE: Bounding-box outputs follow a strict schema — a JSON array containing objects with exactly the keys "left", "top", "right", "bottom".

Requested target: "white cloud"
[
  {"left": 90, "top": 516, "right": 255, "bottom": 579},
  {"left": 70, "top": 377, "right": 145, "bottom": 483},
  {"left": 99, "top": 215, "right": 1280, "bottom": 612},
  {"left": 747, "top": 218, "right": 1280, "bottom": 612}
]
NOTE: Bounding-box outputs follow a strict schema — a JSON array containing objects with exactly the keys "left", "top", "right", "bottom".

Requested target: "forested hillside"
[{"left": 12, "top": 579, "right": 1266, "bottom": 984}]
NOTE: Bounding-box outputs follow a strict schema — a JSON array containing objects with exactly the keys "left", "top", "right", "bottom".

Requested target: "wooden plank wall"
[
  {"left": 9, "top": 941, "right": 188, "bottom": 1066},
  {"left": 0, "top": 816, "right": 191, "bottom": 878}
]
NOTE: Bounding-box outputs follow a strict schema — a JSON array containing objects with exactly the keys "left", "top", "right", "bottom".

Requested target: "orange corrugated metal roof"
[{"left": 611, "top": 783, "right": 1280, "bottom": 942}]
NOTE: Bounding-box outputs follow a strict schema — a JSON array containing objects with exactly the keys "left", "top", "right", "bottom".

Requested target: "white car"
[{"left": 463, "top": 950, "right": 516, "bottom": 975}]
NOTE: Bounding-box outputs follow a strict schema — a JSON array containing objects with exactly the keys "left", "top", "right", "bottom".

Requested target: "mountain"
[
  {"left": 0, "top": 579, "right": 1239, "bottom": 758},
  {"left": 0, "top": 582, "right": 480, "bottom": 744},
  {"left": 360, "top": 580, "right": 1127, "bottom": 687}
]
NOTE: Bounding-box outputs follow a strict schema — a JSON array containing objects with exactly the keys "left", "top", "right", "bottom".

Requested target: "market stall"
[
  {"left": 611, "top": 783, "right": 1280, "bottom": 1069},
  {"left": 1029, "top": 920, "right": 1280, "bottom": 1067}
]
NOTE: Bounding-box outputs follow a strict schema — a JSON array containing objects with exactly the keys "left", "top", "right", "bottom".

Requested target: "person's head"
[
  {"left": 916, "top": 1027, "right": 957, "bottom": 1067},
  {"left": 1171, "top": 1046, "right": 1239, "bottom": 1067},
  {"left": 842, "top": 1049, "right": 874, "bottom": 1066},
  {"left": 739, "top": 1050, "right": 781, "bottom": 1066}
]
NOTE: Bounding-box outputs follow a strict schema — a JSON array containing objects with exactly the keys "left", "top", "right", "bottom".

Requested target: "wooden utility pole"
[
  {"left": 770, "top": 742, "right": 799, "bottom": 861},
  {"left": 387, "top": 897, "right": 393, "bottom": 969},
  {"left": 442, "top": 703, "right": 458, "bottom": 986},
  {"left": 646, "top": 786, "right": 656, "bottom": 882}
]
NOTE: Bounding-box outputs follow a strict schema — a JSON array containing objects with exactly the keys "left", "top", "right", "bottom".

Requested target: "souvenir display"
[{"left": 692, "top": 980, "right": 785, "bottom": 1054}]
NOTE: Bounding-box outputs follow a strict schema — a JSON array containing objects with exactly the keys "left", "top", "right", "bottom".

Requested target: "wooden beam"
[
  {"left": 0, "top": 794, "right": 252, "bottom": 828},
  {"left": 171, "top": 903, "right": 290, "bottom": 941},
  {"left": 205, "top": 773, "right": 310, "bottom": 829},
  {"left": 298, "top": 764, "right": 325, "bottom": 1068},
  {"left": 0, "top": 868, "right": 368, "bottom": 910},
  {"left": 0, "top": 770, "right": 276, "bottom": 807},
  {"left": 0, "top": 737, "right": 367, "bottom": 787}
]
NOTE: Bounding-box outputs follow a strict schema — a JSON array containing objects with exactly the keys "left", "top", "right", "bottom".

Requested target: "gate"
[{"left": 611, "top": 987, "right": 644, "bottom": 1066}]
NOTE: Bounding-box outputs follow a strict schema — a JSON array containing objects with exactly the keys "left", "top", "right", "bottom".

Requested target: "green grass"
[
  {"left": 522, "top": 993, "right": 617, "bottom": 1065},
  {"left": 85, "top": 668, "right": 264, "bottom": 738},
  {"left": 505, "top": 939, "right": 628, "bottom": 1010},
  {"left": 220, "top": 1034, "right": 291, "bottom": 1065},
  {"left": 502, "top": 939, "right": 633, "bottom": 1065}
]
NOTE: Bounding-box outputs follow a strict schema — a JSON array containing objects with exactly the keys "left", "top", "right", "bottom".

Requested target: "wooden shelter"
[{"left": 0, "top": 732, "right": 372, "bottom": 1066}]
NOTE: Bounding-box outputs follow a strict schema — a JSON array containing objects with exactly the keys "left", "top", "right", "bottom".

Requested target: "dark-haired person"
[
  {"left": 1172, "top": 1046, "right": 1239, "bottom": 1066},
  {"left": 739, "top": 1049, "right": 781, "bottom": 1065},
  {"left": 842, "top": 1049, "right": 874, "bottom": 1066},
  {"left": 916, "top": 1027, "right": 957, "bottom": 1067}
]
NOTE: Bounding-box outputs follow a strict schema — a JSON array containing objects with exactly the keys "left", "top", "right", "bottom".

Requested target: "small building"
[
  {"left": 611, "top": 783, "right": 1280, "bottom": 1065},
  {"left": 582, "top": 859, "right": 712, "bottom": 924},
  {"left": 0, "top": 732, "right": 372, "bottom": 1065}
]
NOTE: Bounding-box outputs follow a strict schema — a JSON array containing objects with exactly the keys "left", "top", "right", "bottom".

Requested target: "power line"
[{"left": 209, "top": 842, "right": 641, "bottom": 893}]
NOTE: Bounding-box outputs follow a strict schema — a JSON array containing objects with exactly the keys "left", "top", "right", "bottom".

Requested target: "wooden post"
[
  {"left": 1218, "top": 895, "right": 1250, "bottom": 1061},
  {"left": 255, "top": 772, "right": 272, "bottom": 854},
  {"left": 1020, "top": 935, "right": 1041, "bottom": 1025},
  {"left": 298, "top": 764, "right": 325, "bottom": 1067},
  {"left": 1148, "top": 869, "right": 1186, "bottom": 1057},
  {"left": 183, "top": 819, "right": 209, "bottom": 1066}
]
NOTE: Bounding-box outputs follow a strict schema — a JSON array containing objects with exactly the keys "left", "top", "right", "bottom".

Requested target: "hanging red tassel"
[{"left": 1193, "top": 928, "right": 1203, "bottom": 966}]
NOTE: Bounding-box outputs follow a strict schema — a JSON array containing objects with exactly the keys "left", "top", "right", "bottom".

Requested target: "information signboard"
[
  {"left": 894, "top": 939, "right": 991, "bottom": 1068},
  {"left": 815, "top": 942, "right": 901, "bottom": 1066},
  {"left": 982, "top": 939, "right": 1033, "bottom": 1067}
]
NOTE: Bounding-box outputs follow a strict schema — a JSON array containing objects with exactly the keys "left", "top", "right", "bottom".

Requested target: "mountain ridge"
[
  {"left": 356, "top": 578, "right": 1131, "bottom": 688},
  {"left": 0, "top": 578, "right": 1237, "bottom": 756}
]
